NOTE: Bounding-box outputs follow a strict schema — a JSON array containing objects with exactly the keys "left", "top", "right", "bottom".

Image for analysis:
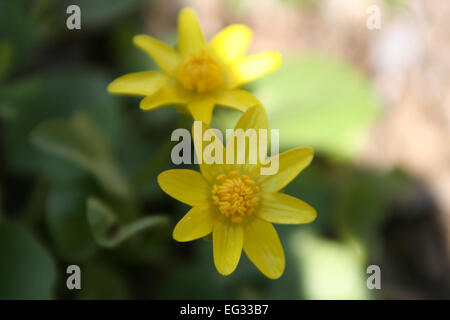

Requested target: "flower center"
[
  {"left": 211, "top": 171, "right": 259, "bottom": 223},
  {"left": 176, "top": 50, "right": 223, "bottom": 93}
]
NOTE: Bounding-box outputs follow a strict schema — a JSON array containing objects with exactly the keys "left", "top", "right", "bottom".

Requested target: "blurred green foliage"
[
  {"left": 77, "top": 263, "right": 130, "bottom": 299},
  {"left": 0, "top": 0, "right": 426, "bottom": 300},
  {"left": 214, "top": 54, "right": 380, "bottom": 160},
  {"left": 87, "top": 197, "right": 168, "bottom": 248},
  {"left": 0, "top": 221, "right": 56, "bottom": 299},
  {"left": 32, "top": 112, "right": 130, "bottom": 199}
]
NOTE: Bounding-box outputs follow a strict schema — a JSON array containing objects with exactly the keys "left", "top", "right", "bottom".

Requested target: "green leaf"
[
  {"left": 31, "top": 112, "right": 130, "bottom": 199},
  {"left": 46, "top": 183, "right": 97, "bottom": 261},
  {"left": 0, "top": 41, "right": 13, "bottom": 82},
  {"left": 0, "top": 1, "right": 36, "bottom": 72},
  {"left": 0, "top": 101, "right": 18, "bottom": 121},
  {"left": 216, "top": 54, "right": 380, "bottom": 160},
  {"left": 259, "top": 55, "right": 380, "bottom": 159},
  {"left": 333, "top": 168, "right": 411, "bottom": 248},
  {"left": 291, "top": 231, "right": 371, "bottom": 299},
  {"left": 383, "top": 0, "right": 406, "bottom": 10},
  {"left": 77, "top": 263, "right": 130, "bottom": 300},
  {"left": 87, "top": 197, "right": 169, "bottom": 248},
  {"left": 0, "top": 221, "right": 56, "bottom": 299},
  {"left": 2, "top": 68, "right": 121, "bottom": 180}
]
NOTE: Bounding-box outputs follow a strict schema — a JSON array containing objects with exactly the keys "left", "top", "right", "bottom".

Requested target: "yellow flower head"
[
  {"left": 107, "top": 7, "right": 282, "bottom": 124},
  {"left": 157, "top": 106, "right": 316, "bottom": 279}
]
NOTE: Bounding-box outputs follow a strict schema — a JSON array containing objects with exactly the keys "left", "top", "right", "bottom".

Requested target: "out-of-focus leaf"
[
  {"left": 333, "top": 168, "right": 412, "bottom": 250},
  {"left": 77, "top": 263, "right": 129, "bottom": 300},
  {"left": 0, "top": 101, "right": 18, "bottom": 120},
  {"left": 46, "top": 182, "right": 97, "bottom": 262},
  {"left": 160, "top": 240, "right": 237, "bottom": 299},
  {"left": 334, "top": 170, "right": 389, "bottom": 244},
  {"left": 87, "top": 197, "right": 169, "bottom": 248},
  {"left": 65, "top": 0, "right": 147, "bottom": 29},
  {"left": 291, "top": 231, "right": 371, "bottom": 299},
  {"left": 109, "top": 23, "right": 160, "bottom": 74},
  {"left": 22, "top": 179, "right": 49, "bottom": 227},
  {"left": 31, "top": 112, "right": 130, "bottom": 199},
  {"left": 383, "top": 0, "right": 406, "bottom": 10},
  {"left": 217, "top": 54, "right": 380, "bottom": 160},
  {"left": 0, "top": 1, "right": 36, "bottom": 73},
  {"left": 0, "top": 41, "right": 12, "bottom": 82},
  {"left": 161, "top": 226, "right": 307, "bottom": 299},
  {"left": 0, "top": 221, "right": 56, "bottom": 299},
  {"left": 2, "top": 68, "right": 121, "bottom": 180}
]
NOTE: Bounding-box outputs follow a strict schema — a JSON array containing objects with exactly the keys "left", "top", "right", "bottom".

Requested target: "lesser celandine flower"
[
  {"left": 107, "top": 7, "right": 281, "bottom": 124},
  {"left": 157, "top": 106, "right": 317, "bottom": 279}
]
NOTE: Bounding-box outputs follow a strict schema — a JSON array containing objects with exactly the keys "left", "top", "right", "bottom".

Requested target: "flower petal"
[
  {"left": 178, "top": 7, "right": 206, "bottom": 57},
  {"left": 226, "top": 106, "right": 268, "bottom": 174},
  {"left": 173, "top": 204, "right": 215, "bottom": 242},
  {"left": 258, "top": 147, "right": 314, "bottom": 192},
  {"left": 133, "top": 35, "right": 180, "bottom": 75},
  {"left": 140, "top": 87, "right": 189, "bottom": 111},
  {"left": 187, "top": 97, "right": 215, "bottom": 124},
  {"left": 229, "top": 51, "right": 282, "bottom": 88},
  {"left": 243, "top": 217, "right": 285, "bottom": 279},
  {"left": 209, "top": 24, "right": 252, "bottom": 64},
  {"left": 213, "top": 217, "right": 243, "bottom": 276},
  {"left": 234, "top": 104, "right": 268, "bottom": 132},
  {"left": 107, "top": 71, "right": 167, "bottom": 96},
  {"left": 192, "top": 120, "right": 229, "bottom": 184},
  {"left": 257, "top": 192, "right": 317, "bottom": 224},
  {"left": 214, "top": 89, "right": 261, "bottom": 112},
  {"left": 157, "top": 169, "right": 209, "bottom": 206}
]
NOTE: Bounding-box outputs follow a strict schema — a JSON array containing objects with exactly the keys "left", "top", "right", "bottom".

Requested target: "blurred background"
[{"left": 0, "top": 0, "right": 449, "bottom": 299}]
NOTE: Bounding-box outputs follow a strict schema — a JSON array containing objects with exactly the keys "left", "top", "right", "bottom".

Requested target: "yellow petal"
[
  {"left": 209, "top": 25, "right": 252, "bottom": 64},
  {"left": 140, "top": 87, "right": 188, "bottom": 111},
  {"left": 192, "top": 121, "right": 229, "bottom": 183},
  {"left": 243, "top": 217, "right": 285, "bottom": 279},
  {"left": 226, "top": 105, "right": 268, "bottom": 174},
  {"left": 133, "top": 35, "right": 180, "bottom": 75},
  {"left": 157, "top": 169, "right": 209, "bottom": 206},
  {"left": 214, "top": 89, "right": 261, "bottom": 112},
  {"left": 173, "top": 204, "right": 215, "bottom": 242},
  {"left": 107, "top": 71, "right": 167, "bottom": 96},
  {"left": 234, "top": 104, "right": 268, "bottom": 132},
  {"left": 213, "top": 217, "right": 243, "bottom": 276},
  {"left": 258, "top": 147, "right": 314, "bottom": 192},
  {"left": 187, "top": 98, "right": 215, "bottom": 124},
  {"left": 178, "top": 7, "right": 206, "bottom": 57},
  {"left": 229, "top": 51, "right": 282, "bottom": 88},
  {"left": 257, "top": 192, "right": 317, "bottom": 224}
]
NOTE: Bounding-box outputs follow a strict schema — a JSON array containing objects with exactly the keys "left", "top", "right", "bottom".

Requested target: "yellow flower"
[
  {"left": 107, "top": 7, "right": 282, "bottom": 124},
  {"left": 157, "top": 106, "right": 317, "bottom": 279}
]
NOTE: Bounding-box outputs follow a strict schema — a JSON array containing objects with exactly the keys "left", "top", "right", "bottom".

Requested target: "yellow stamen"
[
  {"left": 176, "top": 50, "right": 223, "bottom": 93},
  {"left": 211, "top": 171, "right": 259, "bottom": 223}
]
